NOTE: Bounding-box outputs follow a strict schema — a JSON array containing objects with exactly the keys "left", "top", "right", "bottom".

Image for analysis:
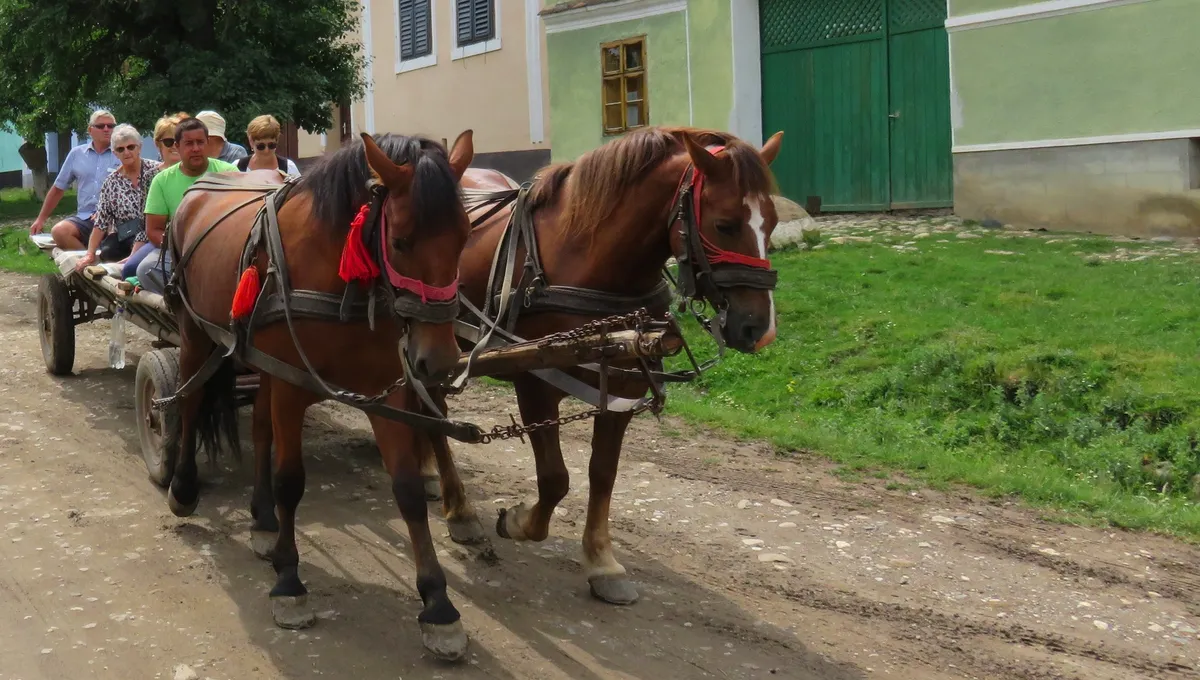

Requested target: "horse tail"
[{"left": 194, "top": 358, "right": 241, "bottom": 465}]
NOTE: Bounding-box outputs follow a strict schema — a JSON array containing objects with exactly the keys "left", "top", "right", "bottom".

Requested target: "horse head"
[
  {"left": 669, "top": 129, "right": 784, "bottom": 354},
  {"left": 361, "top": 131, "right": 474, "bottom": 383}
]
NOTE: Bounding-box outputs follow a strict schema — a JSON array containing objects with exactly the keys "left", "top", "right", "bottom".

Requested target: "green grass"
[
  {"left": 666, "top": 229, "right": 1200, "bottom": 538},
  {"left": 0, "top": 226, "right": 54, "bottom": 274},
  {"left": 0, "top": 187, "right": 76, "bottom": 221}
]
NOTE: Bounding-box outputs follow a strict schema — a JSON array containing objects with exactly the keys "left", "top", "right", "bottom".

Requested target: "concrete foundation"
[{"left": 954, "top": 138, "right": 1200, "bottom": 237}]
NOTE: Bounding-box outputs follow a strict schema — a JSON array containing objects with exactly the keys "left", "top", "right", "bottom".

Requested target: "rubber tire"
[
  {"left": 135, "top": 348, "right": 180, "bottom": 488},
  {"left": 37, "top": 274, "right": 75, "bottom": 376}
]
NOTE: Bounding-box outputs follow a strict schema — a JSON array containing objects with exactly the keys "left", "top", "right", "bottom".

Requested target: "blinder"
[
  {"left": 668, "top": 156, "right": 780, "bottom": 312},
  {"left": 359, "top": 181, "right": 462, "bottom": 326}
]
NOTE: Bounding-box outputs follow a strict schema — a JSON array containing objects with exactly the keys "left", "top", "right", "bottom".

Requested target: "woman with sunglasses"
[
  {"left": 75, "top": 124, "right": 161, "bottom": 273},
  {"left": 109, "top": 112, "right": 191, "bottom": 279},
  {"left": 237, "top": 114, "right": 301, "bottom": 175}
]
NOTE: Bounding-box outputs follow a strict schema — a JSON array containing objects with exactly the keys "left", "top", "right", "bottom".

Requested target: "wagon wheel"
[
  {"left": 135, "top": 348, "right": 180, "bottom": 488},
  {"left": 37, "top": 274, "right": 75, "bottom": 375}
]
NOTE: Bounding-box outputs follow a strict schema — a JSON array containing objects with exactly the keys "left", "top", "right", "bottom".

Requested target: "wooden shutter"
[
  {"left": 412, "top": 1, "right": 431, "bottom": 57},
  {"left": 472, "top": 0, "right": 493, "bottom": 42},
  {"left": 455, "top": 0, "right": 473, "bottom": 44},
  {"left": 399, "top": 0, "right": 432, "bottom": 59},
  {"left": 456, "top": 0, "right": 493, "bottom": 45},
  {"left": 399, "top": 0, "right": 415, "bottom": 59}
]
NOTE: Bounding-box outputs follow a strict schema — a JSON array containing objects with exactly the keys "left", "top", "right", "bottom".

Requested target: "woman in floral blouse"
[{"left": 75, "top": 124, "right": 162, "bottom": 273}]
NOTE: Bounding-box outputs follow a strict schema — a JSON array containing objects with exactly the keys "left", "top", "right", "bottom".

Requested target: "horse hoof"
[
  {"left": 448, "top": 516, "right": 487, "bottom": 545},
  {"left": 422, "top": 476, "right": 442, "bottom": 501},
  {"left": 420, "top": 620, "right": 469, "bottom": 662},
  {"left": 167, "top": 487, "right": 199, "bottom": 518},
  {"left": 272, "top": 595, "right": 316, "bottom": 630},
  {"left": 589, "top": 574, "right": 640, "bottom": 605},
  {"left": 251, "top": 530, "right": 278, "bottom": 561},
  {"left": 495, "top": 508, "right": 510, "bottom": 539}
]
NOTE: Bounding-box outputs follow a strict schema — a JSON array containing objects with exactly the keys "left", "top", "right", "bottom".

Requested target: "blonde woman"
[
  {"left": 152, "top": 112, "right": 190, "bottom": 167},
  {"left": 237, "top": 114, "right": 300, "bottom": 175}
]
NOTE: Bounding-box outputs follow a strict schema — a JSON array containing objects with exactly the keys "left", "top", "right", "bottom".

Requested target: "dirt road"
[{"left": 1, "top": 269, "right": 1198, "bottom": 680}]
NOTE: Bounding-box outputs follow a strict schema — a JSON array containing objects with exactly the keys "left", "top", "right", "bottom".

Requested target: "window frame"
[
  {"left": 451, "top": 0, "right": 501, "bottom": 60},
  {"left": 395, "top": 0, "right": 437, "bottom": 74},
  {"left": 600, "top": 36, "right": 649, "bottom": 136}
]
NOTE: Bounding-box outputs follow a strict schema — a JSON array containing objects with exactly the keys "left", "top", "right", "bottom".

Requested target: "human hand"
[
  {"left": 75, "top": 252, "right": 96, "bottom": 272},
  {"left": 30, "top": 218, "right": 45, "bottom": 235}
]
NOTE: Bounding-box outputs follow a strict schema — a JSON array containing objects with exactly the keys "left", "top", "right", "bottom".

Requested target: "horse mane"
[
  {"left": 297, "top": 133, "right": 461, "bottom": 234},
  {"left": 528, "top": 126, "right": 776, "bottom": 239}
]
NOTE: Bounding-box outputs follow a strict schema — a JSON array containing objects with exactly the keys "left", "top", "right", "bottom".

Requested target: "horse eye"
[
  {"left": 716, "top": 221, "right": 741, "bottom": 236},
  {"left": 392, "top": 236, "right": 413, "bottom": 252}
]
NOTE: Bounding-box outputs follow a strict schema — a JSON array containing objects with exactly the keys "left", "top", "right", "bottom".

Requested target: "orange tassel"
[
  {"left": 338, "top": 203, "right": 379, "bottom": 284},
  {"left": 231, "top": 266, "right": 261, "bottom": 320}
]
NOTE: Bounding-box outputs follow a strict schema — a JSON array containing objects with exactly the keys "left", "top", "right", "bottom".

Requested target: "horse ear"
[
  {"left": 447, "top": 129, "right": 474, "bottom": 180},
  {"left": 680, "top": 131, "right": 731, "bottom": 180},
  {"left": 760, "top": 131, "right": 784, "bottom": 166},
  {"left": 360, "top": 132, "right": 413, "bottom": 192}
]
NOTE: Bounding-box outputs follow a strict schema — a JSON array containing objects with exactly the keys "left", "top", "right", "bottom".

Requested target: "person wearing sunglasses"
[
  {"left": 151, "top": 112, "right": 191, "bottom": 168},
  {"left": 74, "top": 124, "right": 162, "bottom": 273},
  {"left": 30, "top": 109, "right": 122, "bottom": 249},
  {"left": 236, "top": 114, "right": 300, "bottom": 176}
]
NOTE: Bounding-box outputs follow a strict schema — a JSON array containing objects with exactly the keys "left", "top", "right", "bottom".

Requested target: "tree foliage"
[{"left": 0, "top": 0, "right": 366, "bottom": 140}]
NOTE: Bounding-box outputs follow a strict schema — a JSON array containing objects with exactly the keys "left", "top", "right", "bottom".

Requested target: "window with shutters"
[
  {"left": 395, "top": 0, "right": 436, "bottom": 73},
  {"left": 601, "top": 37, "right": 648, "bottom": 135},
  {"left": 452, "top": 0, "right": 501, "bottom": 60}
]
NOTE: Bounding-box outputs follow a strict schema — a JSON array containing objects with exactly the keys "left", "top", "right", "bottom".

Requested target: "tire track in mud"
[
  {"left": 768, "top": 584, "right": 1195, "bottom": 680},
  {"left": 621, "top": 443, "right": 1198, "bottom": 680},
  {"left": 957, "top": 527, "right": 1200, "bottom": 616}
]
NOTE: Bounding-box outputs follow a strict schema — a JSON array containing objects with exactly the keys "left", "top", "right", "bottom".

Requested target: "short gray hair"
[
  {"left": 111, "top": 124, "right": 141, "bottom": 148},
  {"left": 89, "top": 109, "right": 115, "bottom": 127}
]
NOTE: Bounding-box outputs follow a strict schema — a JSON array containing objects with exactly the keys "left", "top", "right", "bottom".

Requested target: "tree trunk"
[{"left": 17, "top": 140, "right": 49, "bottom": 200}]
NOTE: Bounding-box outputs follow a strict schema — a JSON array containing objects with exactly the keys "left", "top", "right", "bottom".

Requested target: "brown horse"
[
  {"left": 420, "top": 126, "right": 784, "bottom": 605},
  {"left": 165, "top": 132, "right": 476, "bottom": 659}
]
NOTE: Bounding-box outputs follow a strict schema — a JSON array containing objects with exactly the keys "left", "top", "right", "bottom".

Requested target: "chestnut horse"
[
  {"left": 164, "top": 132, "right": 475, "bottom": 659},
  {"left": 420, "top": 126, "right": 784, "bottom": 605}
]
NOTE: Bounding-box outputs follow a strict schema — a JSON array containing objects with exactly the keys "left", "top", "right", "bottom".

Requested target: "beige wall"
[{"left": 351, "top": 0, "right": 551, "bottom": 155}]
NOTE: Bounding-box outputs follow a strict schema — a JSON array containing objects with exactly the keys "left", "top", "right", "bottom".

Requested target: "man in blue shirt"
[{"left": 29, "top": 110, "right": 122, "bottom": 250}]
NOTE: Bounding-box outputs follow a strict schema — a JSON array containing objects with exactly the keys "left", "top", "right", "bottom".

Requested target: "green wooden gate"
[{"left": 760, "top": 0, "right": 952, "bottom": 211}]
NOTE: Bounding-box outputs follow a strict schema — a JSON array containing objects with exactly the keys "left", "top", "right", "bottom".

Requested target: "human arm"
[
  {"left": 144, "top": 171, "right": 168, "bottom": 247},
  {"left": 75, "top": 227, "right": 104, "bottom": 271},
  {"left": 31, "top": 148, "right": 79, "bottom": 233},
  {"left": 29, "top": 186, "right": 66, "bottom": 234}
]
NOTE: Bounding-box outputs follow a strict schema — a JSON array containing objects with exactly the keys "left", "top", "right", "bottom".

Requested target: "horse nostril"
[{"left": 742, "top": 320, "right": 765, "bottom": 346}]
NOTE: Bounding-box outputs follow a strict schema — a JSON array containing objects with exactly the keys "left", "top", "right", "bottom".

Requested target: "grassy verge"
[
  {"left": 0, "top": 225, "right": 55, "bottom": 274},
  {"left": 0, "top": 187, "right": 76, "bottom": 221},
  {"left": 666, "top": 226, "right": 1200, "bottom": 538}
]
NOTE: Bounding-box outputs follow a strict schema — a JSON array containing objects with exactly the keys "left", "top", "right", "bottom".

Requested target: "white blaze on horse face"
[{"left": 744, "top": 196, "right": 777, "bottom": 349}]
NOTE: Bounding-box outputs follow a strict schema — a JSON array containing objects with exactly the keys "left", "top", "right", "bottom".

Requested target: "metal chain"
[
  {"left": 477, "top": 395, "right": 660, "bottom": 444},
  {"left": 332, "top": 373, "right": 410, "bottom": 406}
]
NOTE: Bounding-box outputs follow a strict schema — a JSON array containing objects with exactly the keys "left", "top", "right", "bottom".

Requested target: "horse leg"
[
  {"left": 582, "top": 410, "right": 639, "bottom": 605},
  {"left": 166, "top": 314, "right": 213, "bottom": 517},
  {"left": 420, "top": 437, "right": 442, "bottom": 501},
  {"left": 496, "top": 377, "right": 568, "bottom": 543},
  {"left": 424, "top": 430, "right": 486, "bottom": 545},
  {"left": 267, "top": 381, "right": 316, "bottom": 630},
  {"left": 249, "top": 376, "right": 278, "bottom": 559},
  {"left": 371, "top": 400, "right": 469, "bottom": 661}
]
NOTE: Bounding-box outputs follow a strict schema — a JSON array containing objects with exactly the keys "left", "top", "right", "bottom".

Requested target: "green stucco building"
[{"left": 541, "top": 0, "right": 1200, "bottom": 234}]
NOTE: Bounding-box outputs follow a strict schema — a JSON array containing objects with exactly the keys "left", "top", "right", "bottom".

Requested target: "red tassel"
[
  {"left": 231, "top": 266, "right": 262, "bottom": 320},
  {"left": 338, "top": 203, "right": 380, "bottom": 284}
]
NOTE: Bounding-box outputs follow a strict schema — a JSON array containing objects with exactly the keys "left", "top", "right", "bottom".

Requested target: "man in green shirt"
[{"left": 137, "top": 117, "right": 239, "bottom": 293}]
